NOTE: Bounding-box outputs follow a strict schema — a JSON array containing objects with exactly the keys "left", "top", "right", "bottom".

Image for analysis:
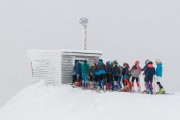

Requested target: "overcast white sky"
[{"left": 0, "top": 0, "right": 180, "bottom": 107}]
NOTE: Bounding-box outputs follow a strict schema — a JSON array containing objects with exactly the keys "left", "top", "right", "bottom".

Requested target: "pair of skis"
[
  {"left": 71, "top": 84, "right": 174, "bottom": 95},
  {"left": 155, "top": 92, "right": 174, "bottom": 95},
  {"left": 140, "top": 90, "right": 174, "bottom": 95}
]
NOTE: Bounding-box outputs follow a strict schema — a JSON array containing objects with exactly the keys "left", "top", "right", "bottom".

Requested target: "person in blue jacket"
[
  {"left": 95, "top": 59, "right": 106, "bottom": 91},
  {"left": 155, "top": 59, "right": 165, "bottom": 94},
  {"left": 122, "top": 63, "right": 132, "bottom": 92},
  {"left": 72, "top": 61, "right": 82, "bottom": 86},
  {"left": 81, "top": 60, "right": 90, "bottom": 89}
]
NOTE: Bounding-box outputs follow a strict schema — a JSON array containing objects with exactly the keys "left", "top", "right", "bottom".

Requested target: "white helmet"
[{"left": 155, "top": 59, "right": 161, "bottom": 64}]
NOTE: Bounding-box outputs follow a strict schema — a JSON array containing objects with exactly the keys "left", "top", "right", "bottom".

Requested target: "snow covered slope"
[{"left": 0, "top": 81, "right": 180, "bottom": 120}]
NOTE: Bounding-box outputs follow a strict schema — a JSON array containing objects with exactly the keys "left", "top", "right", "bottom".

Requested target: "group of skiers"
[{"left": 72, "top": 59, "right": 165, "bottom": 94}]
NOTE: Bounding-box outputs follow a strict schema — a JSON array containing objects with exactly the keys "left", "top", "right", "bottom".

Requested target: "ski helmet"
[
  {"left": 113, "top": 60, "right": 118, "bottom": 66},
  {"left": 125, "top": 63, "right": 130, "bottom": 68},
  {"left": 149, "top": 61, "right": 153, "bottom": 64},
  {"left": 123, "top": 62, "right": 129, "bottom": 67},
  {"left": 123, "top": 62, "right": 126, "bottom": 67},
  {"left": 110, "top": 61, "right": 113, "bottom": 66},
  {"left": 91, "top": 64, "right": 95, "bottom": 67}
]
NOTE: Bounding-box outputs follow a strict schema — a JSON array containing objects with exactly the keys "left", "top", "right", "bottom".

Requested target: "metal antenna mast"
[{"left": 79, "top": 17, "right": 88, "bottom": 50}]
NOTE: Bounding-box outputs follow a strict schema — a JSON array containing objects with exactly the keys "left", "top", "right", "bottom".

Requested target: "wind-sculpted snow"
[{"left": 0, "top": 81, "right": 180, "bottom": 120}]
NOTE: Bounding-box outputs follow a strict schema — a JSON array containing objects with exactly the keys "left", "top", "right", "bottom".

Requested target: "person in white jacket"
[{"left": 130, "top": 61, "right": 141, "bottom": 92}]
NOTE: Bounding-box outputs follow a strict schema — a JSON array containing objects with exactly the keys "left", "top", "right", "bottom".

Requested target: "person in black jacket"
[
  {"left": 144, "top": 62, "right": 155, "bottom": 94},
  {"left": 141, "top": 59, "right": 152, "bottom": 92},
  {"left": 112, "top": 62, "right": 120, "bottom": 91},
  {"left": 89, "top": 64, "right": 96, "bottom": 89},
  {"left": 72, "top": 61, "right": 82, "bottom": 87},
  {"left": 106, "top": 61, "right": 113, "bottom": 91},
  {"left": 118, "top": 65, "right": 123, "bottom": 90}
]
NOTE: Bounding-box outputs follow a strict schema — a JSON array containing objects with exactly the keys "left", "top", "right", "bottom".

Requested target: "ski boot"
[
  {"left": 109, "top": 85, "right": 113, "bottom": 92},
  {"left": 71, "top": 83, "right": 76, "bottom": 88},
  {"left": 123, "top": 85, "right": 130, "bottom": 92},
  {"left": 146, "top": 89, "right": 150, "bottom": 94},
  {"left": 96, "top": 86, "right": 101, "bottom": 92},
  {"left": 157, "top": 88, "right": 165, "bottom": 94},
  {"left": 149, "top": 88, "right": 153, "bottom": 94},
  {"left": 131, "top": 87, "right": 135, "bottom": 93},
  {"left": 103, "top": 85, "right": 106, "bottom": 92},
  {"left": 142, "top": 89, "right": 147, "bottom": 93},
  {"left": 137, "top": 87, "right": 141, "bottom": 93},
  {"left": 118, "top": 88, "right": 123, "bottom": 92}
]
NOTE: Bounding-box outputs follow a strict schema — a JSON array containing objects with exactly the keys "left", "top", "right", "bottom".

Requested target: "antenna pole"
[{"left": 79, "top": 17, "right": 88, "bottom": 50}]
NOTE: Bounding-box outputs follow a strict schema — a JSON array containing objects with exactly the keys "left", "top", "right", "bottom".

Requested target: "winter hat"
[
  {"left": 99, "top": 59, "right": 103, "bottom": 62},
  {"left": 155, "top": 59, "right": 161, "bottom": 64},
  {"left": 84, "top": 60, "right": 87, "bottom": 63},
  {"left": 98, "top": 59, "right": 103, "bottom": 64},
  {"left": 135, "top": 61, "right": 140, "bottom": 65}
]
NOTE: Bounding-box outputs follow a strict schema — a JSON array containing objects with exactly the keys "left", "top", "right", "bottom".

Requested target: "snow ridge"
[{"left": 0, "top": 82, "right": 180, "bottom": 120}]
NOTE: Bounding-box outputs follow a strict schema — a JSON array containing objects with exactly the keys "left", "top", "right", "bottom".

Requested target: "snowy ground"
[{"left": 0, "top": 81, "right": 180, "bottom": 120}]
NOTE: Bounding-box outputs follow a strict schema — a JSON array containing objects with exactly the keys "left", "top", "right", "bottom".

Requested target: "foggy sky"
[{"left": 0, "top": 0, "right": 180, "bottom": 107}]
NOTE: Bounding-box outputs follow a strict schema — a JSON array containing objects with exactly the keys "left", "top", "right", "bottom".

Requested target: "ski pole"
[
  {"left": 138, "top": 76, "right": 141, "bottom": 92},
  {"left": 143, "top": 75, "right": 146, "bottom": 92},
  {"left": 153, "top": 76, "right": 158, "bottom": 94},
  {"left": 154, "top": 76, "right": 159, "bottom": 92},
  {"left": 31, "top": 61, "right": 33, "bottom": 78}
]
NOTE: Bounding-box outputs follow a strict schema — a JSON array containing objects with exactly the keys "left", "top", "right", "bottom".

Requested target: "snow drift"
[{"left": 0, "top": 81, "right": 180, "bottom": 120}]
